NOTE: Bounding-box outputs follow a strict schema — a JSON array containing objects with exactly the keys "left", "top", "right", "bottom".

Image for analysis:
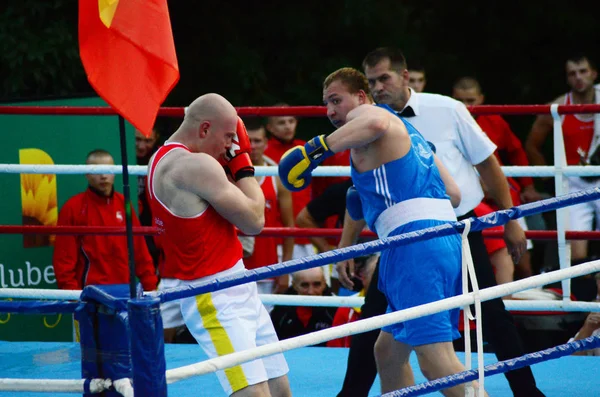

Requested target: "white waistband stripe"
[{"left": 374, "top": 197, "right": 456, "bottom": 238}]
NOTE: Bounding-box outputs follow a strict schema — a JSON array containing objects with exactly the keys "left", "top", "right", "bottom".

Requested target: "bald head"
[
  {"left": 183, "top": 93, "right": 237, "bottom": 132},
  {"left": 171, "top": 93, "right": 238, "bottom": 156},
  {"left": 292, "top": 268, "right": 327, "bottom": 296}
]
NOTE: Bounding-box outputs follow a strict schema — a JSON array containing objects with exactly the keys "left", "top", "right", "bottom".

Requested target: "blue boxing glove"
[
  {"left": 278, "top": 135, "right": 334, "bottom": 192},
  {"left": 346, "top": 186, "right": 364, "bottom": 221}
]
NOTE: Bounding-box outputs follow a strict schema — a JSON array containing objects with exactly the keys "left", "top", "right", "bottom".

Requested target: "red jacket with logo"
[
  {"left": 52, "top": 188, "right": 158, "bottom": 291},
  {"left": 476, "top": 114, "right": 533, "bottom": 194}
]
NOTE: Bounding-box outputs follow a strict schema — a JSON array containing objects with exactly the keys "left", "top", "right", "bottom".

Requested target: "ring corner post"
[{"left": 127, "top": 296, "right": 167, "bottom": 397}]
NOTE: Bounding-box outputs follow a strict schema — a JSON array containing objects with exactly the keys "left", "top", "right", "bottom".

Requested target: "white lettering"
[
  {"left": 0, "top": 264, "right": 7, "bottom": 288},
  {"left": 26, "top": 261, "right": 42, "bottom": 286},
  {"left": 8, "top": 268, "right": 25, "bottom": 287},
  {"left": 0, "top": 262, "right": 58, "bottom": 287},
  {"left": 44, "top": 266, "right": 56, "bottom": 285}
]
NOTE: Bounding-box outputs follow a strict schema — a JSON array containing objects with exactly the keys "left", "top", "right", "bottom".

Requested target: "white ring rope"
[
  {"left": 2, "top": 289, "right": 600, "bottom": 311},
  {"left": 460, "top": 219, "right": 483, "bottom": 397},
  {"left": 0, "top": 378, "right": 112, "bottom": 394},
  {"left": 551, "top": 103, "right": 573, "bottom": 302},
  {"left": 165, "top": 258, "right": 600, "bottom": 384},
  {"left": 2, "top": 163, "right": 600, "bottom": 178}
]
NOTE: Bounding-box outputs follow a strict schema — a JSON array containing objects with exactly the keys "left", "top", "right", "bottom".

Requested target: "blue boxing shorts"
[{"left": 379, "top": 220, "right": 462, "bottom": 346}]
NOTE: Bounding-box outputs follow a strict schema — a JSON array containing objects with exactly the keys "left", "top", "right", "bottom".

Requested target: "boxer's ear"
[{"left": 199, "top": 121, "right": 210, "bottom": 138}]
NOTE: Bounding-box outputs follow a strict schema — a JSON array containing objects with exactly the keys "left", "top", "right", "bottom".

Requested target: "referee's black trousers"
[{"left": 336, "top": 211, "right": 545, "bottom": 397}]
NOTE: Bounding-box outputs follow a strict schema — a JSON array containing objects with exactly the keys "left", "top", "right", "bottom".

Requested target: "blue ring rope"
[
  {"left": 381, "top": 334, "right": 600, "bottom": 396},
  {"left": 0, "top": 300, "right": 78, "bottom": 314},
  {"left": 156, "top": 187, "right": 600, "bottom": 303}
]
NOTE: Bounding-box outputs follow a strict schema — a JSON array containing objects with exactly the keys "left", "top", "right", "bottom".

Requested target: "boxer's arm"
[
  {"left": 433, "top": 154, "right": 461, "bottom": 208},
  {"left": 476, "top": 154, "right": 526, "bottom": 263},
  {"left": 336, "top": 212, "right": 367, "bottom": 289},
  {"left": 276, "top": 177, "right": 295, "bottom": 262},
  {"left": 324, "top": 105, "right": 392, "bottom": 152},
  {"left": 525, "top": 96, "right": 562, "bottom": 167},
  {"left": 525, "top": 114, "right": 552, "bottom": 166},
  {"left": 174, "top": 153, "right": 265, "bottom": 235}
]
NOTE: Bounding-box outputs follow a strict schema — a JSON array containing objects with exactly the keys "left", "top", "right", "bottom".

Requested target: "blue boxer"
[{"left": 351, "top": 107, "right": 461, "bottom": 346}]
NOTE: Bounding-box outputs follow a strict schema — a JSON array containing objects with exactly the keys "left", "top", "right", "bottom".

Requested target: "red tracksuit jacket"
[{"left": 52, "top": 187, "right": 158, "bottom": 291}]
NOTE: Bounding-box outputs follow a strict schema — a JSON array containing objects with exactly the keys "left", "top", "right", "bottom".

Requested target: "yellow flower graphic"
[{"left": 19, "top": 149, "right": 57, "bottom": 247}]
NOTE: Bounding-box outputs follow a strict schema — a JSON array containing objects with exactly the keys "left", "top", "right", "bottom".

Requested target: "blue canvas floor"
[{"left": 0, "top": 341, "right": 598, "bottom": 396}]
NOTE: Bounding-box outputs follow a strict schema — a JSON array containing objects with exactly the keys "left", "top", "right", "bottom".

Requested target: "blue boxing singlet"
[
  {"left": 350, "top": 106, "right": 456, "bottom": 238},
  {"left": 350, "top": 104, "right": 462, "bottom": 346}
]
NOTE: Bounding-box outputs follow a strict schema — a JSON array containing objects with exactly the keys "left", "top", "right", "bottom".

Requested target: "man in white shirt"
[{"left": 334, "top": 47, "right": 544, "bottom": 397}]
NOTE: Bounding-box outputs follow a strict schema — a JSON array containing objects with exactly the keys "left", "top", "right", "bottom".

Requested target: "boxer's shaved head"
[
  {"left": 168, "top": 93, "right": 239, "bottom": 156},
  {"left": 182, "top": 93, "right": 237, "bottom": 135}
]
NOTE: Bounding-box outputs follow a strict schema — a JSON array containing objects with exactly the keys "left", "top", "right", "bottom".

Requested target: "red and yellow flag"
[{"left": 79, "top": 0, "right": 179, "bottom": 137}]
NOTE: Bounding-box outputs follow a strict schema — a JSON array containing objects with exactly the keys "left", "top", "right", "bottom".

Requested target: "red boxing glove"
[{"left": 223, "top": 117, "right": 255, "bottom": 181}]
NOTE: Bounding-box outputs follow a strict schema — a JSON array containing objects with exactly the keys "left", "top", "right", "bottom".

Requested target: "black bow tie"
[{"left": 399, "top": 106, "right": 415, "bottom": 118}]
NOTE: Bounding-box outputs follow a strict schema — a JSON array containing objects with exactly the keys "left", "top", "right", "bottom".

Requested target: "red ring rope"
[
  {"left": 1, "top": 225, "right": 600, "bottom": 241},
  {"left": 1, "top": 104, "right": 600, "bottom": 117},
  {"left": 0, "top": 226, "right": 157, "bottom": 235}
]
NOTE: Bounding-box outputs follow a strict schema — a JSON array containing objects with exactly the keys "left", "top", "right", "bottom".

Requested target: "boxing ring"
[{"left": 1, "top": 103, "right": 600, "bottom": 396}]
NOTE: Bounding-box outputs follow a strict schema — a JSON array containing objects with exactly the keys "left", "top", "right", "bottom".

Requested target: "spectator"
[
  {"left": 408, "top": 62, "right": 427, "bottom": 93},
  {"left": 244, "top": 118, "right": 295, "bottom": 296},
  {"left": 571, "top": 272, "right": 600, "bottom": 356},
  {"left": 327, "top": 254, "right": 378, "bottom": 347},
  {"left": 453, "top": 76, "right": 541, "bottom": 279},
  {"left": 136, "top": 128, "right": 161, "bottom": 267},
  {"left": 53, "top": 149, "right": 158, "bottom": 291},
  {"left": 264, "top": 105, "right": 316, "bottom": 261},
  {"left": 525, "top": 54, "right": 600, "bottom": 261},
  {"left": 270, "top": 267, "right": 336, "bottom": 346},
  {"left": 136, "top": 127, "right": 160, "bottom": 164}
]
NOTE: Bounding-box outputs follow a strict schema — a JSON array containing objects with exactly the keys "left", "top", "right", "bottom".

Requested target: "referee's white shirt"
[{"left": 397, "top": 88, "right": 497, "bottom": 217}]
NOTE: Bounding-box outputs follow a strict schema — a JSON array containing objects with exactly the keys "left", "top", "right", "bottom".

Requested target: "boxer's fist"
[
  {"left": 224, "top": 117, "right": 251, "bottom": 160},
  {"left": 346, "top": 186, "right": 364, "bottom": 221},
  {"left": 223, "top": 117, "right": 254, "bottom": 181},
  {"left": 278, "top": 135, "right": 333, "bottom": 191}
]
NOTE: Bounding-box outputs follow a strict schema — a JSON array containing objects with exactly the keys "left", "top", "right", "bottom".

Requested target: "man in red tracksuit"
[
  {"left": 52, "top": 149, "right": 158, "bottom": 291},
  {"left": 453, "top": 77, "right": 542, "bottom": 279}
]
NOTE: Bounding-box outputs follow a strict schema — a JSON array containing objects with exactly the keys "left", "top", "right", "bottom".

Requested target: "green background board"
[{"left": 0, "top": 96, "right": 137, "bottom": 341}]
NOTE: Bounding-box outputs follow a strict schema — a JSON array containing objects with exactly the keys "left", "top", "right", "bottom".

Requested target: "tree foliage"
[
  {"left": 2, "top": 1, "right": 599, "bottom": 139},
  {"left": 0, "top": 0, "right": 88, "bottom": 100}
]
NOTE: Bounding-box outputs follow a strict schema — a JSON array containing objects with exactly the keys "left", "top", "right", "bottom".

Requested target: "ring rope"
[
  {"left": 0, "top": 378, "right": 113, "bottom": 394},
  {"left": 0, "top": 225, "right": 157, "bottom": 235},
  {"left": 1, "top": 104, "right": 600, "bottom": 116},
  {"left": 385, "top": 334, "right": 600, "bottom": 397},
  {"left": 2, "top": 163, "right": 600, "bottom": 178},
  {"left": 153, "top": 187, "right": 600, "bottom": 304},
  {"left": 0, "top": 300, "right": 78, "bottom": 314},
  {"left": 165, "top": 257, "right": 600, "bottom": 384},
  {"left": 460, "top": 219, "right": 484, "bottom": 396},
  {"left": 2, "top": 225, "right": 600, "bottom": 242},
  {"left": 2, "top": 289, "right": 599, "bottom": 312}
]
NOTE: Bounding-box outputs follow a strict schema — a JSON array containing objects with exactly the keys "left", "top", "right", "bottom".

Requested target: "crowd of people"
[{"left": 50, "top": 48, "right": 599, "bottom": 396}]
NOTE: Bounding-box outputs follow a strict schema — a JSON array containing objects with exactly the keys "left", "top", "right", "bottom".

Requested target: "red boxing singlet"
[
  {"left": 245, "top": 175, "right": 280, "bottom": 270},
  {"left": 562, "top": 93, "right": 595, "bottom": 165},
  {"left": 148, "top": 143, "right": 242, "bottom": 280}
]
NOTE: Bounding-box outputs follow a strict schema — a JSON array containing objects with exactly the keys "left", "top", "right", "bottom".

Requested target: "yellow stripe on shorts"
[{"left": 196, "top": 293, "right": 249, "bottom": 392}]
